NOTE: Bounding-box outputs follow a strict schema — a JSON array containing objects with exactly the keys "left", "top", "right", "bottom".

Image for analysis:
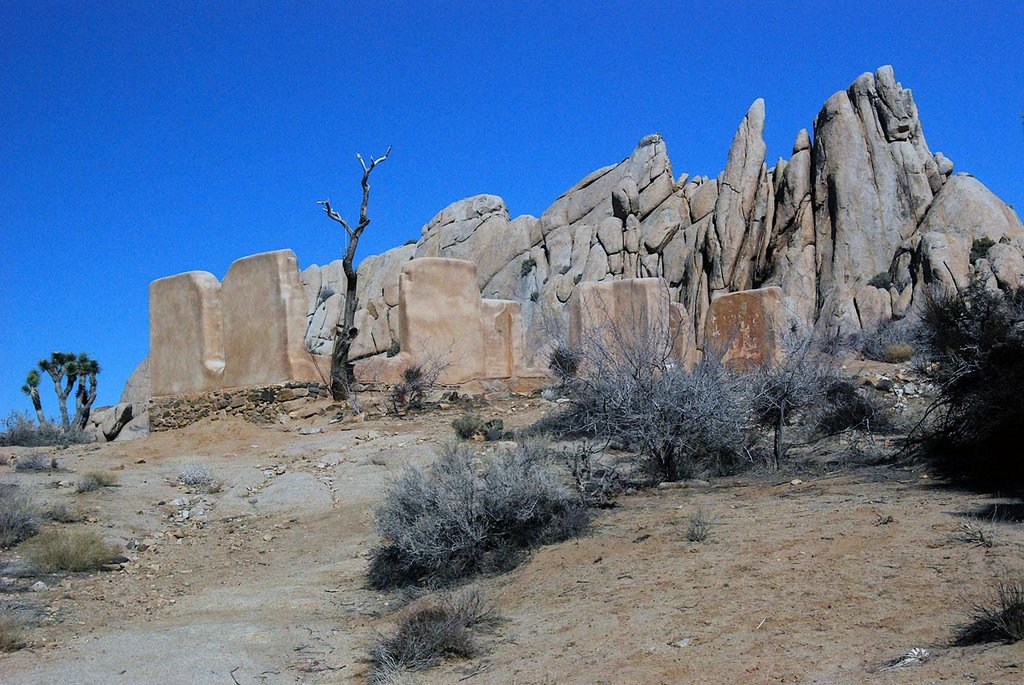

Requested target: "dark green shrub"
[
  {"left": 910, "top": 283, "right": 1024, "bottom": 489},
  {"left": 970, "top": 237, "right": 996, "bottom": 264},
  {"left": 868, "top": 272, "right": 893, "bottom": 289},
  {"left": 520, "top": 257, "right": 537, "bottom": 278},
  {"left": 452, "top": 414, "right": 483, "bottom": 439}
]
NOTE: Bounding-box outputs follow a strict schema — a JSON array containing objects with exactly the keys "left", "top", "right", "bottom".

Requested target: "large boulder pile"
[{"left": 299, "top": 65, "right": 1022, "bottom": 369}]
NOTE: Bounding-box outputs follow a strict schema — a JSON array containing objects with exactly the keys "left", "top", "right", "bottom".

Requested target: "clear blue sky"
[{"left": 1, "top": 2, "right": 1021, "bottom": 418}]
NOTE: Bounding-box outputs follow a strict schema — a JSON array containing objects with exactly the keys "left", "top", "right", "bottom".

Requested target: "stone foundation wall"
[{"left": 149, "top": 381, "right": 330, "bottom": 431}]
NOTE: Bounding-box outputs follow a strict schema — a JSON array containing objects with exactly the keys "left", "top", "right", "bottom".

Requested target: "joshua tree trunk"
[
  {"left": 318, "top": 145, "right": 391, "bottom": 400},
  {"left": 29, "top": 389, "right": 45, "bottom": 424},
  {"left": 72, "top": 370, "right": 99, "bottom": 430}
]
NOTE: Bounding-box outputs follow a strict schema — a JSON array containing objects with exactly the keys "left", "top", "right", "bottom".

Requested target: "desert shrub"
[
  {"left": 44, "top": 502, "right": 83, "bottom": 524},
  {"left": 178, "top": 464, "right": 218, "bottom": 492},
  {"left": 564, "top": 443, "right": 623, "bottom": 508},
  {"left": 389, "top": 361, "right": 445, "bottom": 414},
  {"left": 956, "top": 573, "right": 1024, "bottom": 645},
  {"left": 20, "top": 528, "right": 120, "bottom": 572},
  {"left": 76, "top": 470, "right": 118, "bottom": 493},
  {"left": 868, "top": 271, "right": 893, "bottom": 289},
  {"left": 815, "top": 380, "right": 889, "bottom": 435},
  {"left": 0, "top": 494, "right": 39, "bottom": 548},
  {"left": 882, "top": 342, "right": 914, "bottom": 363},
  {"left": 686, "top": 509, "right": 711, "bottom": 542},
  {"left": 519, "top": 256, "right": 537, "bottom": 278},
  {"left": 452, "top": 414, "right": 483, "bottom": 439},
  {"left": 753, "top": 332, "right": 842, "bottom": 467},
  {"left": 0, "top": 612, "right": 27, "bottom": 652},
  {"left": 368, "top": 588, "right": 500, "bottom": 683},
  {"left": 547, "top": 344, "right": 580, "bottom": 385},
  {"left": 367, "top": 444, "right": 588, "bottom": 589},
  {"left": 13, "top": 453, "right": 56, "bottom": 472},
  {"left": 451, "top": 415, "right": 504, "bottom": 441},
  {"left": 970, "top": 236, "right": 996, "bottom": 264},
  {"left": 909, "top": 283, "right": 1024, "bottom": 489},
  {"left": 529, "top": 291, "right": 539, "bottom": 302},
  {"left": 0, "top": 412, "right": 89, "bottom": 448},
  {"left": 541, "top": 353, "right": 754, "bottom": 482}
]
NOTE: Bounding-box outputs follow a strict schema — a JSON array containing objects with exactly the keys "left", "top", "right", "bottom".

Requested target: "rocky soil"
[{"left": 2, "top": 390, "right": 1023, "bottom": 684}]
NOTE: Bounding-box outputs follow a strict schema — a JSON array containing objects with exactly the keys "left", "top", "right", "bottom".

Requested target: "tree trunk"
[
  {"left": 774, "top": 407, "right": 785, "bottom": 469},
  {"left": 330, "top": 254, "right": 360, "bottom": 400},
  {"left": 30, "top": 389, "right": 45, "bottom": 424},
  {"left": 72, "top": 375, "right": 98, "bottom": 431}
]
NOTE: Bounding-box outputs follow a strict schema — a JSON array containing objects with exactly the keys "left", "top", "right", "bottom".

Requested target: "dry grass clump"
[
  {"left": 882, "top": 342, "right": 914, "bottom": 363},
  {"left": 19, "top": 528, "right": 120, "bottom": 572},
  {"left": 0, "top": 494, "right": 39, "bottom": 548},
  {"left": 956, "top": 573, "right": 1024, "bottom": 645},
  {"left": 76, "top": 470, "right": 118, "bottom": 493},
  {"left": 0, "top": 612, "right": 27, "bottom": 652},
  {"left": 368, "top": 588, "right": 500, "bottom": 684},
  {"left": 686, "top": 509, "right": 712, "bottom": 543}
]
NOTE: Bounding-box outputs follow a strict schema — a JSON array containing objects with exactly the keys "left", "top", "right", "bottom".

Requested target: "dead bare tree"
[{"left": 318, "top": 145, "right": 391, "bottom": 400}]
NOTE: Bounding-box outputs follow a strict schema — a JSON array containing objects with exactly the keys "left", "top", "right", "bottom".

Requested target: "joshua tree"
[
  {"left": 318, "top": 145, "right": 391, "bottom": 400},
  {"left": 71, "top": 355, "right": 100, "bottom": 430},
  {"left": 20, "top": 370, "right": 45, "bottom": 424},
  {"left": 37, "top": 352, "right": 100, "bottom": 428}
]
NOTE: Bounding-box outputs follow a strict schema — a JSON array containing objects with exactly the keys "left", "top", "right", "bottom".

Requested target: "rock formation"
[{"left": 136, "top": 65, "right": 1024, "bottom": 407}]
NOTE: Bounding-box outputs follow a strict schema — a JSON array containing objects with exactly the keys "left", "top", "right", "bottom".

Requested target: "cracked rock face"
[{"left": 298, "top": 65, "right": 1024, "bottom": 367}]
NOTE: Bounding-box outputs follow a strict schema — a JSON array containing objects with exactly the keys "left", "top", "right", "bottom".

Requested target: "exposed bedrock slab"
[
  {"left": 704, "top": 286, "right": 785, "bottom": 369},
  {"left": 481, "top": 299, "right": 527, "bottom": 379},
  {"left": 568, "top": 278, "right": 696, "bottom": 366},
  {"left": 221, "top": 250, "right": 320, "bottom": 388},
  {"left": 397, "top": 258, "right": 487, "bottom": 385},
  {"left": 149, "top": 271, "right": 225, "bottom": 396}
]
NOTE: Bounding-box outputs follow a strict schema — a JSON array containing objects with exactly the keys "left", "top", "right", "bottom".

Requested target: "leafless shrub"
[
  {"left": 564, "top": 443, "right": 622, "bottom": 508},
  {"left": 537, "top": 287, "right": 756, "bottom": 482},
  {"left": 753, "top": 329, "right": 842, "bottom": 468},
  {"left": 0, "top": 494, "right": 39, "bottom": 548},
  {"left": 951, "top": 521, "right": 996, "bottom": 548},
  {"left": 956, "top": 572, "right": 1024, "bottom": 645},
  {"left": 858, "top": 318, "right": 923, "bottom": 363},
  {"left": 368, "top": 588, "right": 501, "bottom": 683},
  {"left": 547, "top": 344, "right": 580, "bottom": 386},
  {"left": 686, "top": 509, "right": 712, "bottom": 542},
  {"left": 368, "top": 443, "right": 588, "bottom": 590},
  {"left": 20, "top": 529, "right": 120, "bottom": 572}
]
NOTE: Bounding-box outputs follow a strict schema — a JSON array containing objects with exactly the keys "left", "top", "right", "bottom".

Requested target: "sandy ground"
[{"left": 1, "top": 397, "right": 1022, "bottom": 685}]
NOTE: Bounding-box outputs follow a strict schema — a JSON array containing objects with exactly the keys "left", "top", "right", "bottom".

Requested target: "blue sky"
[{"left": 1, "top": 2, "right": 1022, "bottom": 417}]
